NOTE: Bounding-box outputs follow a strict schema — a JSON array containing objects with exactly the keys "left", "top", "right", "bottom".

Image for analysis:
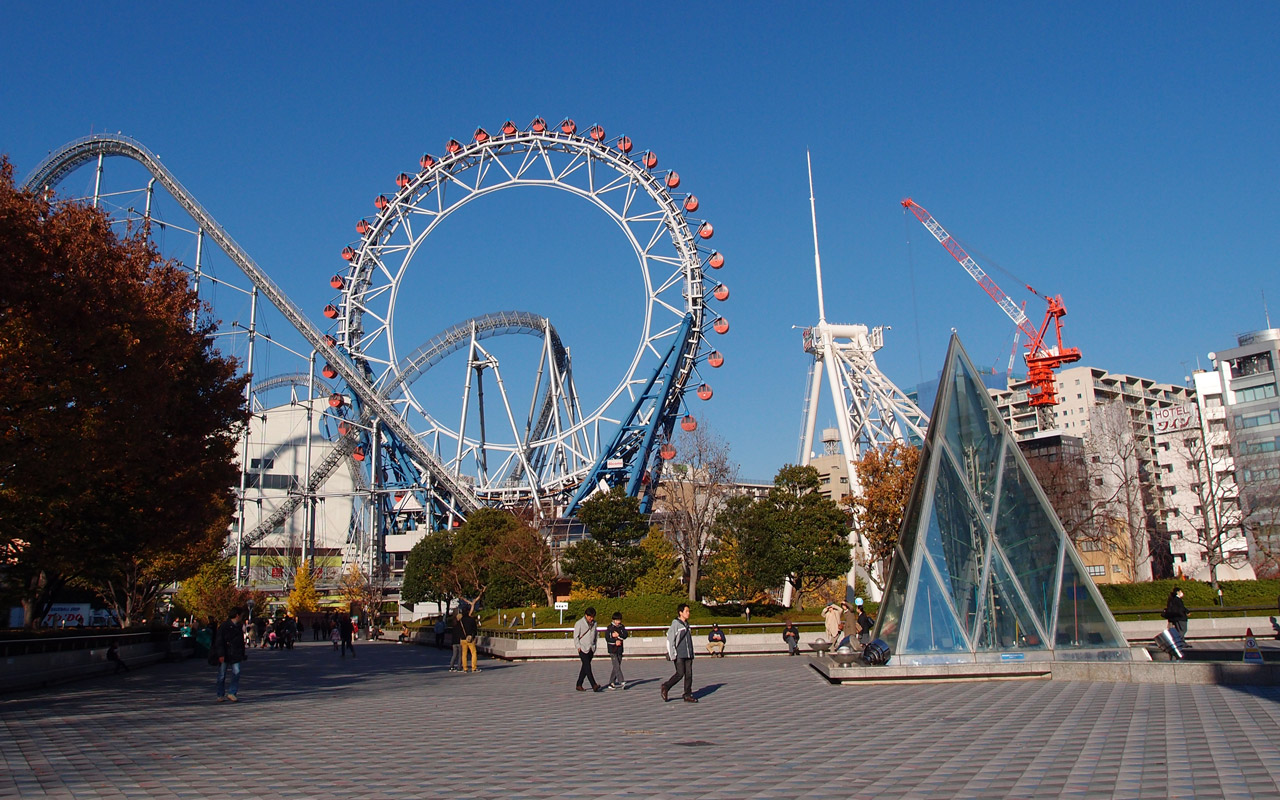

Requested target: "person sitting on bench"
[{"left": 706, "top": 623, "right": 727, "bottom": 657}]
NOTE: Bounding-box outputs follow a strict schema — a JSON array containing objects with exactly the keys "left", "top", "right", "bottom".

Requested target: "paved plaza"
[{"left": 3, "top": 640, "right": 1280, "bottom": 799}]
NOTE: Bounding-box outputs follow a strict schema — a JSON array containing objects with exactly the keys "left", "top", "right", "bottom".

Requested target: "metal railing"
[
  {"left": 479, "top": 620, "right": 829, "bottom": 641},
  {"left": 0, "top": 631, "right": 162, "bottom": 659}
]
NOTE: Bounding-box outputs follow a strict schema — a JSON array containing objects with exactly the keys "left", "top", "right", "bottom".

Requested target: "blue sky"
[{"left": 3, "top": 3, "right": 1277, "bottom": 481}]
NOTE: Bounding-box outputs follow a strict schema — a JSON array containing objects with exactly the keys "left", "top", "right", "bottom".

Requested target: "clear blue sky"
[{"left": 3, "top": 4, "right": 1277, "bottom": 481}]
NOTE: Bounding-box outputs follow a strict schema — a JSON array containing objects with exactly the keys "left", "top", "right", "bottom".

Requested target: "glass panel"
[
  {"left": 876, "top": 554, "right": 912, "bottom": 651},
  {"left": 973, "top": 551, "right": 1049, "bottom": 651},
  {"left": 893, "top": 443, "right": 933, "bottom": 562},
  {"left": 991, "top": 443, "right": 1061, "bottom": 629},
  {"left": 1055, "top": 553, "right": 1127, "bottom": 649},
  {"left": 942, "top": 352, "right": 1004, "bottom": 519},
  {"left": 902, "top": 556, "right": 969, "bottom": 653},
  {"left": 924, "top": 452, "right": 986, "bottom": 636}
]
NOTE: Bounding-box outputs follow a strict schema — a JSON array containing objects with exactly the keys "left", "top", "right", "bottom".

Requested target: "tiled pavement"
[{"left": 3, "top": 641, "right": 1280, "bottom": 799}]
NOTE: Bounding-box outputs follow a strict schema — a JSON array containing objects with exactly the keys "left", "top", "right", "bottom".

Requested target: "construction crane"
[{"left": 902, "top": 198, "right": 1081, "bottom": 408}]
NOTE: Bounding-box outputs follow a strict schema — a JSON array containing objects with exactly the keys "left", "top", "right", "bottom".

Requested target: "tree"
[
  {"left": 655, "top": 419, "right": 737, "bottom": 602},
  {"left": 632, "top": 527, "right": 684, "bottom": 596},
  {"left": 287, "top": 559, "right": 320, "bottom": 615},
  {"left": 445, "top": 508, "right": 520, "bottom": 612},
  {"left": 0, "top": 160, "right": 247, "bottom": 627},
  {"left": 491, "top": 514, "right": 558, "bottom": 606},
  {"left": 173, "top": 559, "right": 248, "bottom": 625},
  {"left": 702, "top": 495, "right": 778, "bottom": 602},
  {"left": 401, "top": 529, "right": 456, "bottom": 610},
  {"left": 563, "top": 488, "right": 652, "bottom": 596},
  {"left": 338, "top": 562, "right": 386, "bottom": 623},
  {"left": 847, "top": 441, "right": 920, "bottom": 590},
  {"left": 765, "top": 465, "right": 852, "bottom": 608}
]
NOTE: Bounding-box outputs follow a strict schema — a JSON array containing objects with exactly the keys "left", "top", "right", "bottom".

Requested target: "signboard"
[
  {"left": 41, "top": 603, "right": 90, "bottom": 628},
  {"left": 1153, "top": 404, "right": 1197, "bottom": 435},
  {"left": 553, "top": 601, "right": 569, "bottom": 611}
]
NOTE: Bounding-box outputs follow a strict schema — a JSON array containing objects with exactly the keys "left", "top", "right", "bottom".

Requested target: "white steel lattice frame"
[{"left": 336, "top": 124, "right": 726, "bottom": 505}]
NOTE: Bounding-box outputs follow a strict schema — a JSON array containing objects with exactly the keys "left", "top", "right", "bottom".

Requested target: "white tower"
[{"left": 791, "top": 153, "right": 930, "bottom": 604}]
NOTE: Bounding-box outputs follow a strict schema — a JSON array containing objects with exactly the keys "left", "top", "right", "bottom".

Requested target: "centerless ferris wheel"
[{"left": 325, "top": 118, "right": 730, "bottom": 518}]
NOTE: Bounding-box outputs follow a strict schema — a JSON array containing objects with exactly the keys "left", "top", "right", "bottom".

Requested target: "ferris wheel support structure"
[{"left": 792, "top": 154, "right": 929, "bottom": 605}]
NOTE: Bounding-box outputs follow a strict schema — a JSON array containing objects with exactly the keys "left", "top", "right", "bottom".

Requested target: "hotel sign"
[{"left": 1153, "top": 404, "right": 1197, "bottom": 434}]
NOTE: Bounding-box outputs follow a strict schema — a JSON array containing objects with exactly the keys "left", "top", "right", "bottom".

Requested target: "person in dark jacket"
[
  {"left": 782, "top": 621, "right": 800, "bottom": 655},
  {"left": 706, "top": 623, "right": 727, "bottom": 657},
  {"left": 338, "top": 612, "right": 356, "bottom": 658},
  {"left": 106, "top": 640, "right": 129, "bottom": 673},
  {"left": 1164, "top": 589, "right": 1190, "bottom": 636},
  {"left": 448, "top": 612, "right": 464, "bottom": 671},
  {"left": 605, "top": 611, "right": 629, "bottom": 689},
  {"left": 215, "top": 607, "right": 247, "bottom": 702},
  {"left": 459, "top": 609, "right": 480, "bottom": 673}
]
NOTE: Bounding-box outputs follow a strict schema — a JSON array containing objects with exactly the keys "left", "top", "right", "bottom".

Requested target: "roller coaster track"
[
  {"left": 232, "top": 311, "right": 567, "bottom": 554},
  {"left": 24, "top": 135, "right": 482, "bottom": 518}
]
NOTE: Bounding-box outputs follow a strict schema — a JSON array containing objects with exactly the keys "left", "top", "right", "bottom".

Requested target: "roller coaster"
[{"left": 24, "top": 121, "right": 729, "bottom": 580}]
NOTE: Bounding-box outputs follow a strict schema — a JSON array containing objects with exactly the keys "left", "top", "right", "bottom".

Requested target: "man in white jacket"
[
  {"left": 573, "top": 607, "right": 604, "bottom": 692},
  {"left": 660, "top": 603, "right": 697, "bottom": 703}
]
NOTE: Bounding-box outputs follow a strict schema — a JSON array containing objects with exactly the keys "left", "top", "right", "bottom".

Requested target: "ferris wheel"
[{"left": 326, "top": 118, "right": 729, "bottom": 513}]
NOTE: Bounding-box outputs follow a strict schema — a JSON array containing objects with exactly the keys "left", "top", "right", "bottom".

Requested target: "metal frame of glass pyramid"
[{"left": 872, "top": 335, "right": 1130, "bottom": 665}]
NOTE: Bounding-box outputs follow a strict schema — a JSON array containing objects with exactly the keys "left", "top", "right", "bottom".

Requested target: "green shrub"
[{"left": 1097, "top": 579, "right": 1280, "bottom": 610}]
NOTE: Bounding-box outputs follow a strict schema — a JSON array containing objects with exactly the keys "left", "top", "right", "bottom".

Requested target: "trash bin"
[{"left": 1154, "top": 628, "right": 1184, "bottom": 660}]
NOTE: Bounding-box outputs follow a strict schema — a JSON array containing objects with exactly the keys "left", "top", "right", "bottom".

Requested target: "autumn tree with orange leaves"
[
  {"left": 0, "top": 158, "right": 246, "bottom": 627},
  {"left": 847, "top": 441, "right": 921, "bottom": 591}
]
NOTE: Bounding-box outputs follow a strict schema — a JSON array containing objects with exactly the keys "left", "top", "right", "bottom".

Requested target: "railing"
[
  {"left": 479, "top": 620, "right": 829, "bottom": 641},
  {"left": 1109, "top": 604, "right": 1278, "bottom": 622},
  {"left": 0, "top": 631, "right": 161, "bottom": 659}
]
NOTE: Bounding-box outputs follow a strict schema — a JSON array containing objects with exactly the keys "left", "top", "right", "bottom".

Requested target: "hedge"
[{"left": 1097, "top": 579, "right": 1280, "bottom": 610}]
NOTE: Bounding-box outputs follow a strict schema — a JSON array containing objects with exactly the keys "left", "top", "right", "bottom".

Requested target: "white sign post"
[{"left": 554, "top": 600, "right": 569, "bottom": 624}]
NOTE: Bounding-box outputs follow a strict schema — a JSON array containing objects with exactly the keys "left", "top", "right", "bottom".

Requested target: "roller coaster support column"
[
  {"left": 235, "top": 287, "right": 258, "bottom": 587},
  {"left": 303, "top": 349, "right": 316, "bottom": 567},
  {"left": 565, "top": 314, "right": 695, "bottom": 517}
]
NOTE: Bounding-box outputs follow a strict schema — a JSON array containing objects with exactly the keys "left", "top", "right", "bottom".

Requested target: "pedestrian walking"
[
  {"left": 573, "top": 608, "right": 603, "bottom": 692},
  {"left": 338, "top": 612, "right": 356, "bottom": 658},
  {"left": 782, "top": 620, "right": 800, "bottom": 655},
  {"left": 660, "top": 603, "right": 697, "bottom": 703},
  {"left": 1163, "top": 588, "right": 1190, "bottom": 637},
  {"left": 330, "top": 625, "right": 341, "bottom": 650},
  {"left": 837, "top": 601, "right": 857, "bottom": 649},
  {"left": 214, "top": 606, "right": 248, "bottom": 702},
  {"left": 434, "top": 616, "right": 446, "bottom": 649},
  {"left": 459, "top": 609, "right": 480, "bottom": 673},
  {"left": 106, "top": 640, "right": 129, "bottom": 673},
  {"left": 604, "top": 611, "right": 629, "bottom": 689}
]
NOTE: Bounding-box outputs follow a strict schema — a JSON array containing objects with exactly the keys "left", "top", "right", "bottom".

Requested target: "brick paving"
[{"left": 3, "top": 640, "right": 1280, "bottom": 799}]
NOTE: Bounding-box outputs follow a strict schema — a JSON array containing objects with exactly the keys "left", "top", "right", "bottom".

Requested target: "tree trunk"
[
  {"left": 687, "top": 556, "right": 700, "bottom": 603},
  {"left": 543, "top": 584, "right": 555, "bottom": 607}
]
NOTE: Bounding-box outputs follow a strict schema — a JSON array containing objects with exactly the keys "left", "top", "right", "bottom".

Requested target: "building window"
[
  {"left": 1206, "top": 395, "right": 1223, "bottom": 407},
  {"left": 1113, "top": 564, "right": 1122, "bottom": 573},
  {"left": 1234, "top": 408, "right": 1280, "bottom": 429},
  {"left": 1234, "top": 383, "right": 1278, "bottom": 403},
  {"left": 250, "top": 457, "right": 275, "bottom": 470},
  {"left": 1080, "top": 540, "right": 1103, "bottom": 552},
  {"left": 1094, "top": 478, "right": 1104, "bottom": 486},
  {"left": 1086, "top": 565, "right": 1106, "bottom": 577},
  {"left": 1229, "top": 352, "right": 1274, "bottom": 379}
]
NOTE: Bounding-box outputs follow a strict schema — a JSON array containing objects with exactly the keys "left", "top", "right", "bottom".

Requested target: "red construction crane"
[{"left": 902, "top": 198, "right": 1081, "bottom": 407}]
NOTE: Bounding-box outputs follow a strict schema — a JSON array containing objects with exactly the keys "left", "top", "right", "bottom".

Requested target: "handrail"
[{"left": 478, "top": 620, "right": 828, "bottom": 640}]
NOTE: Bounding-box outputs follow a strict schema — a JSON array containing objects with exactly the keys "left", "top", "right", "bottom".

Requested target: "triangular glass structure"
[{"left": 874, "top": 335, "right": 1129, "bottom": 664}]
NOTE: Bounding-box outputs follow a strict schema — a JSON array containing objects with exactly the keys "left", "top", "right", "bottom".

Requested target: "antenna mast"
[{"left": 807, "top": 151, "right": 826, "bottom": 324}]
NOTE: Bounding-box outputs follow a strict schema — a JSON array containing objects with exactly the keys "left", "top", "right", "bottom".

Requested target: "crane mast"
[{"left": 902, "top": 198, "right": 1081, "bottom": 408}]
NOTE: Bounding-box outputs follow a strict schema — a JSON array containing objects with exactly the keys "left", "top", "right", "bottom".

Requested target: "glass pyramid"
[{"left": 873, "top": 336, "right": 1129, "bottom": 665}]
